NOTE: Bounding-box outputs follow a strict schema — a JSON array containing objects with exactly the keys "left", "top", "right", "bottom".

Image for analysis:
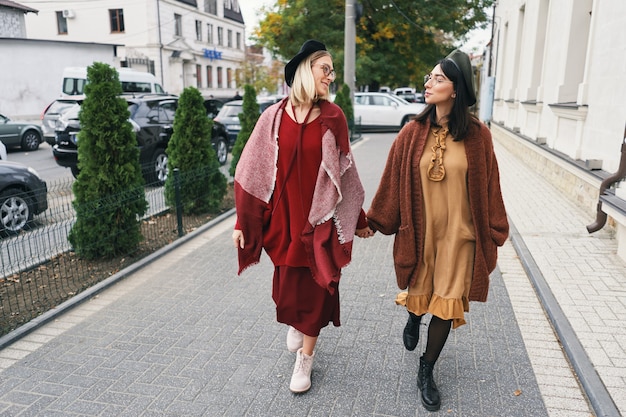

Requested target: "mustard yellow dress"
[{"left": 395, "top": 126, "right": 476, "bottom": 329}]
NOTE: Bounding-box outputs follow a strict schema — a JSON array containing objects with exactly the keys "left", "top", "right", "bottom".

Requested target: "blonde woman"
[{"left": 232, "top": 40, "right": 372, "bottom": 393}]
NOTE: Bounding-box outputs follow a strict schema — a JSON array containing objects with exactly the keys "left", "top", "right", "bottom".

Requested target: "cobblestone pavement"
[{"left": 0, "top": 131, "right": 623, "bottom": 417}]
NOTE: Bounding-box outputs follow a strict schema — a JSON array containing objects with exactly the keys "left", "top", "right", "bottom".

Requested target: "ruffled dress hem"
[{"left": 395, "top": 291, "right": 469, "bottom": 329}]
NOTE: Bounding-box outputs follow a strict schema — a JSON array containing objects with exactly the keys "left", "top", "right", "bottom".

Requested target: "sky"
[{"left": 237, "top": 0, "right": 492, "bottom": 53}]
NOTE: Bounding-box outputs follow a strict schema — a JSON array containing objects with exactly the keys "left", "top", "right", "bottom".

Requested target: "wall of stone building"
[
  {"left": 490, "top": 0, "right": 626, "bottom": 261},
  {"left": 491, "top": 0, "right": 626, "bottom": 173}
]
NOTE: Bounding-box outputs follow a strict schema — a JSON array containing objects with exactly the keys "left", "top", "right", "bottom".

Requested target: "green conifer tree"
[
  {"left": 333, "top": 84, "right": 355, "bottom": 137},
  {"left": 229, "top": 84, "right": 260, "bottom": 177},
  {"left": 68, "top": 62, "right": 147, "bottom": 259},
  {"left": 165, "top": 87, "right": 227, "bottom": 213}
]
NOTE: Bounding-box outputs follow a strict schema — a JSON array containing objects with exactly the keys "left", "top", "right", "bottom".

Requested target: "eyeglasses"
[
  {"left": 424, "top": 74, "right": 453, "bottom": 86},
  {"left": 313, "top": 64, "right": 336, "bottom": 81}
]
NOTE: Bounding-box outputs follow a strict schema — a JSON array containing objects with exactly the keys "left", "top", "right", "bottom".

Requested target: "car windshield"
[
  {"left": 47, "top": 100, "right": 80, "bottom": 115},
  {"left": 219, "top": 105, "right": 243, "bottom": 118}
]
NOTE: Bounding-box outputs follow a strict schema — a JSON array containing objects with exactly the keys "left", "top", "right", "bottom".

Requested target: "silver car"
[
  {"left": 41, "top": 97, "right": 83, "bottom": 145},
  {"left": 354, "top": 92, "right": 426, "bottom": 131}
]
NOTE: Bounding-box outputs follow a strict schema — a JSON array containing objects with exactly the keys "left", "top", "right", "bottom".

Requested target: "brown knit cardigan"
[{"left": 367, "top": 118, "right": 509, "bottom": 302}]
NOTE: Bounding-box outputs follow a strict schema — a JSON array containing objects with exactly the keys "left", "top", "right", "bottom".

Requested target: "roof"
[{"left": 0, "top": 0, "right": 38, "bottom": 14}]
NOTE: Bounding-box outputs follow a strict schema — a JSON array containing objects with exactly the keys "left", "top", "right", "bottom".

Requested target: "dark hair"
[{"left": 415, "top": 58, "right": 478, "bottom": 141}]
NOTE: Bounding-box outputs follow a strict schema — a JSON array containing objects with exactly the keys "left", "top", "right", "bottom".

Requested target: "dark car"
[
  {"left": 0, "top": 114, "right": 43, "bottom": 151},
  {"left": 41, "top": 97, "right": 84, "bottom": 145},
  {"left": 204, "top": 98, "right": 224, "bottom": 119},
  {"left": 52, "top": 95, "right": 231, "bottom": 184},
  {"left": 0, "top": 160, "right": 48, "bottom": 235}
]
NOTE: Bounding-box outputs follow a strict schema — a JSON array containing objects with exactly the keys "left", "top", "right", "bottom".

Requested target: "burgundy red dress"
[{"left": 262, "top": 113, "right": 340, "bottom": 337}]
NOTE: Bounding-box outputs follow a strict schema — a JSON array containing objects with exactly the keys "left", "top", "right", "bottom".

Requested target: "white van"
[{"left": 61, "top": 67, "right": 165, "bottom": 96}]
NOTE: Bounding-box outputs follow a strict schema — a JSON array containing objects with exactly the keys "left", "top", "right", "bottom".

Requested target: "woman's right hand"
[{"left": 232, "top": 230, "right": 245, "bottom": 249}]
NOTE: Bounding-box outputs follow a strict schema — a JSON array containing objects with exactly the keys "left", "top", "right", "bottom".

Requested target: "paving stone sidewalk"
[{"left": 0, "top": 131, "right": 616, "bottom": 417}]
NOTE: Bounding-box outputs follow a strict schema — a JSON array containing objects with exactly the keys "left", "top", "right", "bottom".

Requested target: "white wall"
[
  {"left": 0, "top": 38, "right": 118, "bottom": 119},
  {"left": 492, "top": 0, "right": 626, "bottom": 173}
]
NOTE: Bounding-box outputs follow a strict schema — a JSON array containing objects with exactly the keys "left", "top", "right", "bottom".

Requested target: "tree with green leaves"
[
  {"left": 68, "top": 62, "right": 147, "bottom": 259},
  {"left": 165, "top": 86, "right": 227, "bottom": 214},
  {"left": 229, "top": 84, "right": 260, "bottom": 177},
  {"left": 254, "top": 0, "right": 493, "bottom": 90},
  {"left": 333, "top": 83, "right": 354, "bottom": 134}
]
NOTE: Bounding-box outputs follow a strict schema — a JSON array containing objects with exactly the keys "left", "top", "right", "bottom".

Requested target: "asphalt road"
[{"left": 4, "top": 141, "right": 72, "bottom": 183}]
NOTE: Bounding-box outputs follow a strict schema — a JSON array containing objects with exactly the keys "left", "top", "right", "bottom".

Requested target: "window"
[
  {"left": 227, "top": 68, "right": 233, "bottom": 88},
  {"left": 223, "top": 0, "right": 240, "bottom": 13},
  {"left": 207, "top": 66, "right": 213, "bottom": 88},
  {"left": 56, "top": 11, "right": 68, "bottom": 34},
  {"left": 174, "top": 14, "right": 182, "bottom": 37},
  {"left": 109, "top": 9, "right": 125, "bottom": 33},
  {"left": 195, "top": 20, "right": 202, "bottom": 41},
  {"left": 236, "top": 32, "right": 241, "bottom": 50},
  {"left": 217, "top": 27, "right": 223, "bottom": 46},
  {"left": 207, "top": 23, "right": 213, "bottom": 44},
  {"left": 227, "top": 29, "right": 232, "bottom": 48},
  {"left": 205, "top": 0, "right": 217, "bottom": 14},
  {"left": 217, "top": 66, "right": 223, "bottom": 88},
  {"left": 196, "top": 65, "right": 202, "bottom": 88}
]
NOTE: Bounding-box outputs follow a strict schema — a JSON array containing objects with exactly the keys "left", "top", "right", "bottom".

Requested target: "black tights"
[{"left": 422, "top": 315, "right": 452, "bottom": 364}]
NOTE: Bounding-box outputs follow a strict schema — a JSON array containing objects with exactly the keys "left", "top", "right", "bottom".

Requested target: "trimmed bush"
[
  {"left": 333, "top": 83, "right": 355, "bottom": 135},
  {"left": 68, "top": 62, "right": 147, "bottom": 259},
  {"left": 229, "top": 84, "right": 260, "bottom": 177},
  {"left": 165, "top": 86, "right": 227, "bottom": 213}
]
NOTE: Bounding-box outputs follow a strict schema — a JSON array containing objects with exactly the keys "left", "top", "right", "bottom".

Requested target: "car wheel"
[
  {"left": 215, "top": 137, "right": 228, "bottom": 166},
  {"left": 0, "top": 188, "right": 33, "bottom": 235},
  {"left": 400, "top": 116, "right": 413, "bottom": 128},
  {"left": 70, "top": 165, "right": 80, "bottom": 178},
  {"left": 150, "top": 149, "right": 168, "bottom": 185},
  {"left": 21, "top": 130, "right": 41, "bottom": 151}
]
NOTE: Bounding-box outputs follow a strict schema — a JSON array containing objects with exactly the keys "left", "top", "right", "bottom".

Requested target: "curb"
[{"left": 508, "top": 219, "right": 621, "bottom": 417}]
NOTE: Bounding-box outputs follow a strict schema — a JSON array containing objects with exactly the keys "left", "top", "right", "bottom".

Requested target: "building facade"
[
  {"left": 486, "top": 0, "right": 626, "bottom": 260},
  {"left": 20, "top": 0, "right": 246, "bottom": 99}
]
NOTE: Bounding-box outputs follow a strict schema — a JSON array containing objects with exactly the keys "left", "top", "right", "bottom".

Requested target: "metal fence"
[{"left": 0, "top": 166, "right": 232, "bottom": 336}]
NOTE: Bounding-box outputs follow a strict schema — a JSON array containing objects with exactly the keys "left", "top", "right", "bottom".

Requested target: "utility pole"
[{"left": 344, "top": 0, "right": 356, "bottom": 101}]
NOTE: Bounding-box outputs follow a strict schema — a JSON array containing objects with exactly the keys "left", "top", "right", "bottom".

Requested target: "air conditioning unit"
[{"left": 62, "top": 9, "right": 75, "bottom": 19}]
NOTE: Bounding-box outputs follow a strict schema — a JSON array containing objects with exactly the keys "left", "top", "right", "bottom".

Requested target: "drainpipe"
[
  {"left": 156, "top": 0, "right": 165, "bottom": 87},
  {"left": 586, "top": 124, "right": 626, "bottom": 233}
]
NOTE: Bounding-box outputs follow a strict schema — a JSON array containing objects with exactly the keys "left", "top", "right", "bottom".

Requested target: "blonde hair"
[{"left": 289, "top": 50, "right": 332, "bottom": 106}]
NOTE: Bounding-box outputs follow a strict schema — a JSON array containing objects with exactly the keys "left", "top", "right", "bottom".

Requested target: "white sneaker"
[
  {"left": 290, "top": 348, "right": 314, "bottom": 393},
  {"left": 286, "top": 326, "right": 304, "bottom": 352}
]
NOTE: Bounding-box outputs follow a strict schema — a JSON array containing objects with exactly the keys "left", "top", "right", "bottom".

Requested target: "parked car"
[
  {"left": 0, "top": 141, "right": 7, "bottom": 160},
  {"left": 0, "top": 114, "right": 43, "bottom": 151},
  {"left": 354, "top": 92, "right": 426, "bottom": 131},
  {"left": 41, "top": 97, "right": 84, "bottom": 145},
  {"left": 204, "top": 98, "right": 224, "bottom": 119},
  {"left": 0, "top": 160, "right": 48, "bottom": 235},
  {"left": 52, "top": 94, "right": 231, "bottom": 183},
  {"left": 214, "top": 96, "right": 284, "bottom": 143}
]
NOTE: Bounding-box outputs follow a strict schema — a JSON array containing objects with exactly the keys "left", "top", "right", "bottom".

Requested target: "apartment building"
[
  {"left": 486, "top": 0, "right": 626, "bottom": 260},
  {"left": 20, "top": 0, "right": 246, "bottom": 98}
]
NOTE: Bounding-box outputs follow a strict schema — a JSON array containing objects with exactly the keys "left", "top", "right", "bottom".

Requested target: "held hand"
[
  {"left": 232, "top": 230, "right": 245, "bottom": 249},
  {"left": 355, "top": 226, "right": 375, "bottom": 239}
]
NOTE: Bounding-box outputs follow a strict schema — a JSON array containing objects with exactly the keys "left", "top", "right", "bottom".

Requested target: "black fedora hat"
[
  {"left": 445, "top": 49, "right": 477, "bottom": 106},
  {"left": 284, "top": 39, "right": 327, "bottom": 87}
]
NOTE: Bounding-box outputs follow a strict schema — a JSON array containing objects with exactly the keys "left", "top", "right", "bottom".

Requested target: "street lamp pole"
[{"left": 344, "top": 0, "right": 356, "bottom": 101}]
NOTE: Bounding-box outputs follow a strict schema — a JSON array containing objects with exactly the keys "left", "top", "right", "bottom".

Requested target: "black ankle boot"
[
  {"left": 418, "top": 356, "right": 441, "bottom": 411},
  {"left": 402, "top": 312, "right": 421, "bottom": 351}
]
